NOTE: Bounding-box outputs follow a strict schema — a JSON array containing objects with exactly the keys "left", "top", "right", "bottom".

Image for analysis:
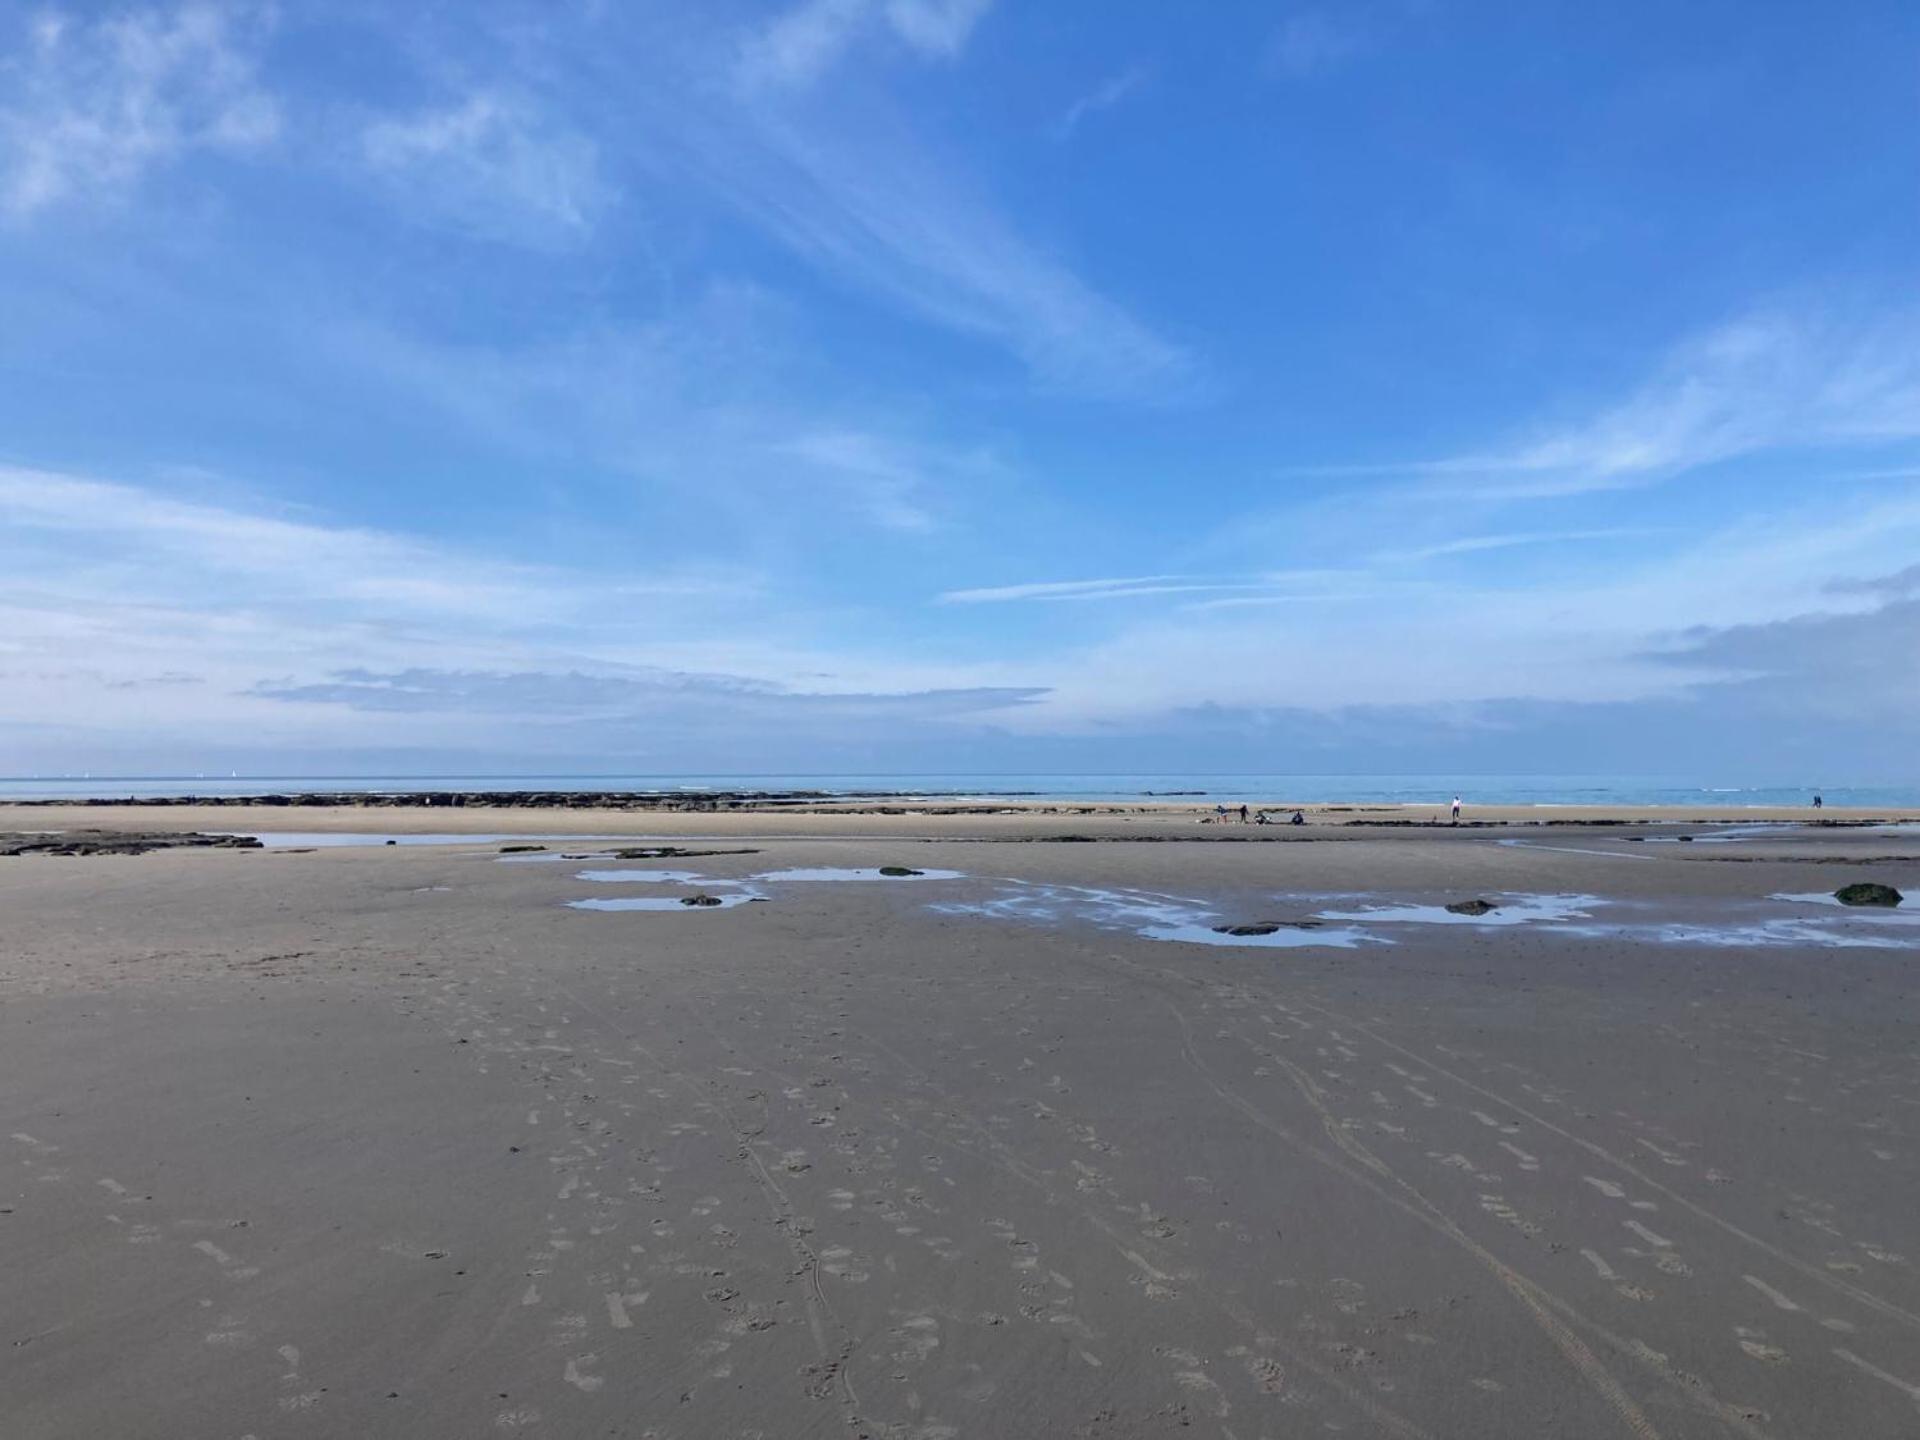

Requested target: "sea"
[{"left": 1, "top": 773, "right": 1915, "bottom": 807}]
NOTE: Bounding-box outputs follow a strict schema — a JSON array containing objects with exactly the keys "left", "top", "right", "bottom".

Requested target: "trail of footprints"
[
  {"left": 6, "top": 1127, "right": 323, "bottom": 1431},
  {"left": 20, "top": 927, "right": 1918, "bottom": 1437},
  {"left": 1210, "top": 988, "right": 1920, "bottom": 1423}
]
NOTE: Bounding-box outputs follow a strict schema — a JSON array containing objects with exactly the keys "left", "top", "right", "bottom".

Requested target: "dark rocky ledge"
[{"left": 1, "top": 831, "right": 264, "bottom": 857}]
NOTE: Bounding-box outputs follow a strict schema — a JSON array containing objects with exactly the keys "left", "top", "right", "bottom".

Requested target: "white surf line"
[
  {"left": 1499, "top": 1141, "right": 1541, "bottom": 1170},
  {"left": 1624, "top": 1221, "right": 1674, "bottom": 1248},
  {"left": 1742, "top": 1276, "right": 1801, "bottom": 1312},
  {"left": 97, "top": 1177, "right": 128, "bottom": 1195},
  {"left": 1833, "top": 1348, "right": 1920, "bottom": 1405}
]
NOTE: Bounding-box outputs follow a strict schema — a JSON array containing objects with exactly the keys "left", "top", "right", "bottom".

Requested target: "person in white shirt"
[{"left": 1450, "top": 795, "right": 1462, "bottom": 824}]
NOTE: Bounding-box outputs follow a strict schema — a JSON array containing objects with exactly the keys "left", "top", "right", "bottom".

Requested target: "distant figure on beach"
[
  {"left": 1239, "top": 803, "right": 1249, "bottom": 823},
  {"left": 1813, "top": 794, "right": 1824, "bottom": 810},
  {"left": 1255, "top": 809, "right": 1271, "bottom": 825},
  {"left": 1450, "top": 796, "right": 1462, "bottom": 824},
  {"left": 1290, "top": 810, "right": 1305, "bottom": 826}
]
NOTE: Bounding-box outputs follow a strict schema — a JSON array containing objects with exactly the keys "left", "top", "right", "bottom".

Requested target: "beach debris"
[
  {"left": 498, "top": 844, "right": 546, "bottom": 854},
  {"left": 1444, "top": 899, "right": 1502, "bottom": 916},
  {"left": 680, "top": 893, "right": 726, "bottom": 907},
  {"left": 1834, "top": 882, "right": 1903, "bottom": 908},
  {"left": 878, "top": 866, "right": 924, "bottom": 877}
]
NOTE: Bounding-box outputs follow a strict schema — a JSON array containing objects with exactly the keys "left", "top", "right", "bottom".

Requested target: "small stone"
[
  {"left": 878, "top": 866, "right": 923, "bottom": 877},
  {"left": 1445, "top": 899, "right": 1500, "bottom": 916},
  {"left": 681, "top": 894, "right": 725, "bottom": 907}
]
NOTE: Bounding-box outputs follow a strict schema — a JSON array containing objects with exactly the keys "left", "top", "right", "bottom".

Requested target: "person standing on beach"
[
  {"left": 1450, "top": 795, "right": 1462, "bottom": 824},
  {"left": 1239, "top": 803, "right": 1249, "bottom": 823}
]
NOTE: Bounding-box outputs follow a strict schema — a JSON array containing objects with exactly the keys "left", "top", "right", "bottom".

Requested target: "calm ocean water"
[{"left": 1, "top": 773, "right": 1914, "bottom": 807}]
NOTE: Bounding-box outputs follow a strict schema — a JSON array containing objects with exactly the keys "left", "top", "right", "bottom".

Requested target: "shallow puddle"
[
  {"left": 931, "top": 881, "right": 1920, "bottom": 953},
  {"left": 1639, "top": 824, "right": 1805, "bottom": 845},
  {"left": 1768, "top": 891, "right": 1912, "bottom": 913},
  {"left": 1316, "top": 894, "right": 1601, "bottom": 926},
  {"left": 1564, "top": 918, "right": 1917, "bottom": 950},
  {"left": 929, "top": 881, "right": 1380, "bottom": 949}
]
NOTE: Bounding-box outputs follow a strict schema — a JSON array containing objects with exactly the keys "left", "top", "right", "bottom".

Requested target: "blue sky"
[{"left": 2, "top": 0, "right": 1918, "bottom": 777}]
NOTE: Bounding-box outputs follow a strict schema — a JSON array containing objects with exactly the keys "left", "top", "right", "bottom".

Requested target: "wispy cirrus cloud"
[
  {"left": 0, "top": 464, "right": 749, "bottom": 634},
  {"left": 736, "top": 0, "right": 995, "bottom": 90},
  {"left": 1424, "top": 306, "right": 1920, "bottom": 498},
  {"left": 0, "top": 462, "right": 1046, "bottom": 760},
  {"left": 1377, "top": 528, "right": 1657, "bottom": 563},
  {"left": 1267, "top": 11, "right": 1373, "bottom": 78},
  {"left": 251, "top": 665, "right": 1042, "bottom": 724},
  {"left": 360, "top": 91, "right": 609, "bottom": 246},
  {"left": 1049, "top": 66, "right": 1148, "bottom": 142},
  {"left": 941, "top": 532, "right": 1642, "bottom": 606},
  {"left": 313, "top": 283, "right": 994, "bottom": 539},
  {"left": 771, "top": 428, "right": 954, "bottom": 532},
  {"left": 0, "top": 1, "right": 279, "bottom": 219},
  {"left": 679, "top": 110, "right": 1191, "bottom": 397},
  {"left": 1275, "top": 304, "right": 1920, "bottom": 498},
  {"left": 939, "top": 575, "right": 1222, "bottom": 604}
]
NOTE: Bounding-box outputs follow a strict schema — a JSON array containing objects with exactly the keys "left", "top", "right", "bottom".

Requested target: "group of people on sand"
[{"left": 1211, "top": 804, "right": 1306, "bottom": 825}]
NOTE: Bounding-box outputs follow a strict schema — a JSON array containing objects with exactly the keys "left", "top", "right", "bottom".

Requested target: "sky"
[{"left": 2, "top": 0, "right": 1918, "bottom": 779}]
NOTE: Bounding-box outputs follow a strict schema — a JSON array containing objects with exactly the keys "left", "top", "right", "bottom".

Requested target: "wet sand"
[{"left": 4, "top": 813, "right": 1919, "bottom": 1437}]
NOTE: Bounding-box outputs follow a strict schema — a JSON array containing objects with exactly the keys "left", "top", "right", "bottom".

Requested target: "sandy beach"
[{"left": 5, "top": 805, "right": 1920, "bottom": 1438}]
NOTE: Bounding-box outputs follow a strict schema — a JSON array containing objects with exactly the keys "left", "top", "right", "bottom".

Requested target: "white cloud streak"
[
  {"left": 736, "top": 0, "right": 994, "bottom": 90},
  {"left": 680, "top": 110, "right": 1191, "bottom": 397},
  {"left": 1268, "top": 11, "right": 1371, "bottom": 78},
  {"left": 0, "top": 463, "right": 1038, "bottom": 754},
  {"left": 0, "top": 1, "right": 278, "bottom": 218},
  {"left": 1428, "top": 306, "right": 1920, "bottom": 497},
  {"left": 941, "top": 575, "right": 1215, "bottom": 604},
  {"left": 361, "top": 92, "right": 609, "bottom": 245},
  {"left": 1050, "top": 66, "right": 1148, "bottom": 142}
]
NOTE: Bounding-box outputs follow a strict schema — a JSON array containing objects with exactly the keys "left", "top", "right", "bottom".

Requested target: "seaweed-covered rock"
[
  {"left": 878, "top": 866, "right": 924, "bottom": 877},
  {"left": 1445, "top": 899, "right": 1501, "bottom": 916},
  {"left": 1834, "top": 882, "right": 1903, "bottom": 908},
  {"left": 0, "top": 830, "right": 263, "bottom": 857},
  {"left": 680, "top": 893, "right": 726, "bottom": 907},
  {"left": 499, "top": 844, "right": 546, "bottom": 853},
  {"left": 1212, "top": 920, "right": 1323, "bottom": 936}
]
